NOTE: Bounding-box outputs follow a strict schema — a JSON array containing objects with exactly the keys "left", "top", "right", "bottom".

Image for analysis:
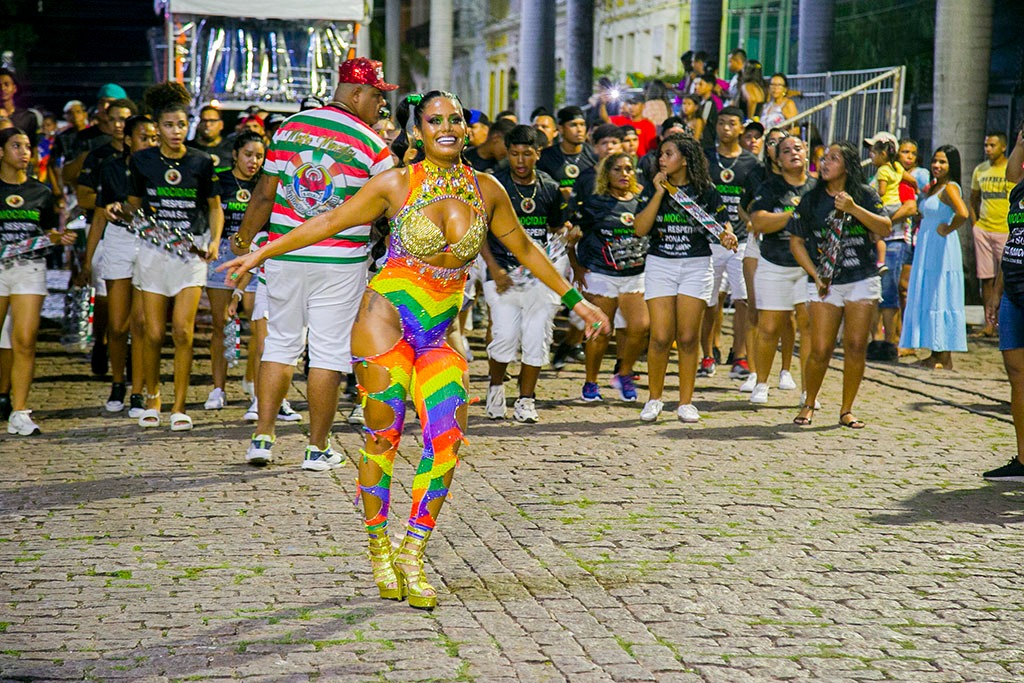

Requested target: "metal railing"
[{"left": 778, "top": 66, "right": 907, "bottom": 149}]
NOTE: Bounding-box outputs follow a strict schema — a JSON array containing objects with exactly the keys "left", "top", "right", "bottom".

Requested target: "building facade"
[{"left": 450, "top": 0, "right": 695, "bottom": 116}]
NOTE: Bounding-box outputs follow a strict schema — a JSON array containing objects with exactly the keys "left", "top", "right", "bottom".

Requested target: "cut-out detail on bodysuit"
[{"left": 354, "top": 164, "right": 486, "bottom": 535}]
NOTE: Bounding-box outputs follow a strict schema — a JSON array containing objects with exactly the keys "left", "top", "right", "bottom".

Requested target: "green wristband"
[{"left": 561, "top": 287, "right": 584, "bottom": 309}]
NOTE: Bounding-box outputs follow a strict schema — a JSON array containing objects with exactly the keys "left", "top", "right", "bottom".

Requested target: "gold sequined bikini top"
[{"left": 389, "top": 161, "right": 488, "bottom": 263}]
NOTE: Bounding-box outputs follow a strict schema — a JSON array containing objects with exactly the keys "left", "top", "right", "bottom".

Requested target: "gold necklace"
[{"left": 510, "top": 174, "right": 538, "bottom": 213}]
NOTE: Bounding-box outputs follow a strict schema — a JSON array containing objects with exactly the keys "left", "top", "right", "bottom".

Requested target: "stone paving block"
[{"left": 4, "top": 323, "right": 1024, "bottom": 680}]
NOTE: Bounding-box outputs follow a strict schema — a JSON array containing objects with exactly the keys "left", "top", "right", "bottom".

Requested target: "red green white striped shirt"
[{"left": 263, "top": 106, "right": 394, "bottom": 264}]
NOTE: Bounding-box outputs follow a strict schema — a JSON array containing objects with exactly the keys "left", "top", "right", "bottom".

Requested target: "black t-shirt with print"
[
  {"left": 1000, "top": 180, "right": 1024, "bottom": 305},
  {"left": 489, "top": 167, "right": 562, "bottom": 276},
  {"left": 77, "top": 142, "right": 120, "bottom": 191},
  {"left": 97, "top": 155, "right": 132, "bottom": 228},
  {"left": 129, "top": 147, "right": 218, "bottom": 235},
  {"left": 0, "top": 178, "right": 57, "bottom": 257},
  {"left": 187, "top": 138, "right": 235, "bottom": 173},
  {"left": 790, "top": 184, "right": 886, "bottom": 285},
  {"left": 217, "top": 172, "right": 259, "bottom": 239},
  {"left": 98, "top": 155, "right": 131, "bottom": 207},
  {"left": 704, "top": 148, "right": 764, "bottom": 242},
  {"left": 638, "top": 181, "right": 727, "bottom": 259},
  {"left": 750, "top": 174, "right": 817, "bottom": 267},
  {"left": 538, "top": 143, "right": 598, "bottom": 194},
  {"left": 575, "top": 193, "right": 647, "bottom": 277},
  {"left": 465, "top": 147, "right": 499, "bottom": 174}
]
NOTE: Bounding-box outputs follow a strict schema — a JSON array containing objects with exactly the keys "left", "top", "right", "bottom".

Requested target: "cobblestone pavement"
[{"left": 2, "top": 304, "right": 1024, "bottom": 682}]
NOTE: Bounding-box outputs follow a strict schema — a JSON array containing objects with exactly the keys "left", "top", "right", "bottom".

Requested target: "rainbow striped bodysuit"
[{"left": 357, "top": 161, "right": 487, "bottom": 538}]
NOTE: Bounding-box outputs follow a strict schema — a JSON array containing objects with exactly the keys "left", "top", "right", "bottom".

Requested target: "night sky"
[{"left": 5, "top": 0, "right": 160, "bottom": 114}]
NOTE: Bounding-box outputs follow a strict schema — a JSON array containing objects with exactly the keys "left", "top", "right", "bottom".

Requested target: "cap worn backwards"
[{"left": 97, "top": 83, "right": 127, "bottom": 101}]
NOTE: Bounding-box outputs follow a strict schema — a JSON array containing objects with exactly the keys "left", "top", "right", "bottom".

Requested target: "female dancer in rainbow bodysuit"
[{"left": 222, "top": 91, "right": 609, "bottom": 609}]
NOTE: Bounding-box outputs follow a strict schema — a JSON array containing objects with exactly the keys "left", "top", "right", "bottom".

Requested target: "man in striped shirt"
[{"left": 231, "top": 58, "right": 397, "bottom": 470}]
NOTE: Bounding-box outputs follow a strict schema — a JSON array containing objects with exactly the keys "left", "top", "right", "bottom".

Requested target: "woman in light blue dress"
[{"left": 900, "top": 145, "right": 970, "bottom": 368}]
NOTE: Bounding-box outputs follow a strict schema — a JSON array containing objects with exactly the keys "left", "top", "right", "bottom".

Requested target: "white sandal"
[
  {"left": 138, "top": 409, "right": 161, "bottom": 428},
  {"left": 169, "top": 412, "right": 193, "bottom": 431}
]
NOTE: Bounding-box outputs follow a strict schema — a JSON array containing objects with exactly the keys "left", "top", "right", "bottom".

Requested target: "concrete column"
[
  {"left": 518, "top": 0, "right": 557, "bottom": 120},
  {"left": 933, "top": 0, "right": 994, "bottom": 303},
  {"left": 428, "top": 0, "right": 453, "bottom": 90},
  {"left": 565, "top": 0, "right": 595, "bottom": 109},
  {"left": 689, "top": 0, "right": 722, "bottom": 59},
  {"left": 797, "top": 0, "right": 834, "bottom": 74},
  {"left": 385, "top": 0, "right": 401, "bottom": 109}
]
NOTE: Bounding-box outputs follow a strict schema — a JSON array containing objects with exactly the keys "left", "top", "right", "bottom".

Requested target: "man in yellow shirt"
[{"left": 972, "top": 132, "right": 1014, "bottom": 336}]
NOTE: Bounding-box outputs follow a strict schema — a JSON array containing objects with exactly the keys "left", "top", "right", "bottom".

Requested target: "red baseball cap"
[{"left": 338, "top": 58, "right": 398, "bottom": 92}]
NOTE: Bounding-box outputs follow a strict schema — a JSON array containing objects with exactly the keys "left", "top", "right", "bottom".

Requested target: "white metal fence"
[{"left": 779, "top": 66, "right": 907, "bottom": 149}]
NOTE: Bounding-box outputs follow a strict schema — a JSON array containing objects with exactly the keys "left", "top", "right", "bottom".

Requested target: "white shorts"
[
  {"left": 643, "top": 255, "right": 714, "bottom": 303},
  {"left": 711, "top": 242, "right": 748, "bottom": 301},
  {"left": 807, "top": 276, "right": 882, "bottom": 308},
  {"left": 582, "top": 270, "right": 645, "bottom": 299},
  {"left": 0, "top": 259, "right": 47, "bottom": 297},
  {"left": 463, "top": 255, "right": 486, "bottom": 303},
  {"left": 0, "top": 314, "right": 11, "bottom": 349},
  {"left": 483, "top": 278, "right": 559, "bottom": 367},
  {"left": 91, "top": 240, "right": 107, "bottom": 297},
  {"left": 262, "top": 258, "right": 367, "bottom": 372},
  {"left": 133, "top": 243, "right": 207, "bottom": 298},
  {"left": 99, "top": 223, "right": 140, "bottom": 282},
  {"left": 754, "top": 258, "right": 808, "bottom": 311},
  {"left": 252, "top": 279, "right": 269, "bottom": 320},
  {"left": 744, "top": 234, "right": 761, "bottom": 260}
]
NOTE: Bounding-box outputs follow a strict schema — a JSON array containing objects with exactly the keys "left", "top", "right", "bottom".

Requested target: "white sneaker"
[
  {"left": 800, "top": 391, "right": 823, "bottom": 410},
  {"left": 513, "top": 396, "right": 539, "bottom": 423},
  {"left": 243, "top": 397, "right": 259, "bottom": 421},
  {"left": 277, "top": 399, "right": 302, "bottom": 422},
  {"left": 778, "top": 370, "right": 797, "bottom": 391},
  {"left": 486, "top": 384, "right": 506, "bottom": 419},
  {"left": 677, "top": 404, "right": 700, "bottom": 423},
  {"left": 204, "top": 387, "right": 226, "bottom": 410},
  {"left": 639, "top": 399, "right": 664, "bottom": 422},
  {"left": 241, "top": 378, "right": 255, "bottom": 399},
  {"left": 302, "top": 444, "right": 343, "bottom": 471},
  {"left": 739, "top": 374, "right": 757, "bottom": 393},
  {"left": 347, "top": 404, "right": 365, "bottom": 425},
  {"left": 245, "top": 433, "right": 274, "bottom": 465},
  {"left": 750, "top": 383, "right": 770, "bottom": 404},
  {"left": 8, "top": 410, "right": 41, "bottom": 436}
]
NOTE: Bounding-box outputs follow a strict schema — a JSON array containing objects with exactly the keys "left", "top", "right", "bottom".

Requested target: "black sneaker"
[
  {"left": 552, "top": 342, "right": 572, "bottom": 370},
  {"left": 105, "top": 382, "right": 127, "bottom": 413},
  {"left": 0, "top": 393, "right": 10, "bottom": 421},
  {"left": 983, "top": 457, "right": 1024, "bottom": 482},
  {"left": 128, "top": 393, "right": 145, "bottom": 419},
  {"left": 712, "top": 346, "right": 722, "bottom": 364},
  {"left": 570, "top": 345, "right": 586, "bottom": 362},
  {"left": 726, "top": 349, "right": 736, "bottom": 366}
]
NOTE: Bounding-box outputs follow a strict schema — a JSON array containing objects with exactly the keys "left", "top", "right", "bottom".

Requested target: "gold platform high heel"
[
  {"left": 394, "top": 529, "right": 437, "bottom": 610},
  {"left": 367, "top": 527, "right": 403, "bottom": 601}
]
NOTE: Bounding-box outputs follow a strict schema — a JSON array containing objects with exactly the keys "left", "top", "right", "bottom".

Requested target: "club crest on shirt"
[
  {"left": 164, "top": 168, "right": 182, "bottom": 185},
  {"left": 236, "top": 189, "right": 252, "bottom": 203},
  {"left": 564, "top": 163, "right": 580, "bottom": 179},
  {"left": 211, "top": 154, "right": 221, "bottom": 167},
  {"left": 791, "top": 196, "right": 801, "bottom": 207},
  {"left": 720, "top": 168, "right": 735, "bottom": 183},
  {"left": 5, "top": 194, "right": 24, "bottom": 208},
  {"left": 282, "top": 151, "right": 345, "bottom": 218},
  {"left": 620, "top": 212, "right": 635, "bottom": 226},
  {"left": 520, "top": 197, "right": 536, "bottom": 214},
  {"left": 1019, "top": 199, "right": 1024, "bottom": 210}
]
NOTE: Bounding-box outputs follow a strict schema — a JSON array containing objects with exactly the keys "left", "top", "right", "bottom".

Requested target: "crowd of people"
[{"left": 4, "top": 49, "right": 1024, "bottom": 608}]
